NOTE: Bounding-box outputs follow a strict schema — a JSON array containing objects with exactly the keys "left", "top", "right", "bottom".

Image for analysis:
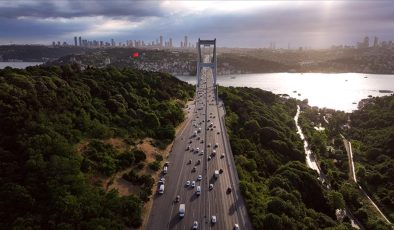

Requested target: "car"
[
  {"left": 189, "top": 140, "right": 193, "bottom": 144},
  {"left": 227, "top": 187, "right": 232, "bottom": 194},
  {"left": 212, "top": 150, "right": 216, "bottom": 156},
  {"left": 193, "top": 221, "right": 198, "bottom": 229},
  {"left": 208, "top": 156, "right": 211, "bottom": 161},
  {"left": 191, "top": 181, "right": 196, "bottom": 187},
  {"left": 188, "top": 159, "right": 192, "bottom": 164},
  {"left": 219, "top": 168, "right": 223, "bottom": 174},
  {"left": 197, "top": 175, "right": 202, "bottom": 181},
  {"left": 210, "top": 128, "right": 214, "bottom": 131},
  {"left": 196, "top": 186, "right": 201, "bottom": 195},
  {"left": 209, "top": 184, "right": 214, "bottom": 190},
  {"left": 186, "top": 180, "right": 190, "bottom": 186},
  {"left": 192, "top": 167, "right": 196, "bottom": 172},
  {"left": 221, "top": 153, "right": 225, "bottom": 158},
  {"left": 211, "top": 215, "right": 217, "bottom": 224},
  {"left": 217, "top": 131, "right": 220, "bottom": 134},
  {"left": 233, "top": 224, "right": 240, "bottom": 230},
  {"left": 158, "top": 178, "right": 165, "bottom": 185},
  {"left": 207, "top": 143, "right": 211, "bottom": 147},
  {"left": 214, "top": 143, "right": 219, "bottom": 148},
  {"left": 186, "top": 146, "right": 190, "bottom": 151},
  {"left": 200, "top": 140, "right": 204, "bottom": 143},
  {"left": 175, "top": 195, "right": 180, "bottom": 202}
]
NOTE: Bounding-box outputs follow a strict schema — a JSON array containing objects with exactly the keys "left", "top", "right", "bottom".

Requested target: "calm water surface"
[
  {"left": 0, "top": 62, "right": 43, "bottom": 69},
  {"left": 177, "top": 73, "right": 394, "bottom": 112}
]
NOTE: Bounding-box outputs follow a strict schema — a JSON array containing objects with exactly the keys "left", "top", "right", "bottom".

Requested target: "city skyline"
[{"left": 1, "top": 1, "right": 394, "bottom": 48}]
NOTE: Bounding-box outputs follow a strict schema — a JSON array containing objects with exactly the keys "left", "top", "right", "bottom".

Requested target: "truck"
[
  {"left": 179, "top": 204, "right": 185, "bottom": 217},
  {"left": 214, "top": 170, "right": 219, "bottom": 179},
  {"left": 163, "top": 166, "right": 168, "bottom": 174}
]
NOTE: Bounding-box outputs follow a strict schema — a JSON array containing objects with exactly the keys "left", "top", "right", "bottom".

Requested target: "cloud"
[
  {"left": 1, "top": 1, "right": 394, "bottom": 47},
  {"left": 0, "top": 0, "right": 165, "bottom": 19}
]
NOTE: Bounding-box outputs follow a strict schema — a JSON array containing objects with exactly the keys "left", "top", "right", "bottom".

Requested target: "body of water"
[
  {"left": 177, "top": 73, "right": 394, "bottom": 112},
  {"left": 0, "top": 62, "right": 43, "bottom": 69}
]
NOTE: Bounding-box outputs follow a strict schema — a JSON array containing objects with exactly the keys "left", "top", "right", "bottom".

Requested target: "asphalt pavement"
[{"left": 147, "top": 68, "right": 251, "bottom": 230}]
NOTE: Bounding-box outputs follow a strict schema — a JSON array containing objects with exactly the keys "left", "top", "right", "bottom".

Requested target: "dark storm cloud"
[
  {"left": 1, "top": 1, "right": 394, "bottom": 47},
  {"left": 0, "top": 0, "right": 165, "bottom": 19}
]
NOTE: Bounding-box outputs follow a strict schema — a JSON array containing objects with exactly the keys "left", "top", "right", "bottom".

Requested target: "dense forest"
[
  {"left": 298, "top": 100, "right": 393, "bottom": 229},
  {"left": 219, "top": 87, "right": 354, "bottom": 229},
  {"left": 0, "top": 65, "right": 194, "bottom": 229},
  {"left": 347, "top": 96, "right": 394, "bottom": 222}
]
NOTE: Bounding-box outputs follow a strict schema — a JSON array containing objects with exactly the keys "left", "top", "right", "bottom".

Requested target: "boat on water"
[
  {"left": 298, "top": 93, "right": 301, "bottom": 96},
  {"left": 230, "top": 76, "right": 236, "bottom": 79},
  {"left": 368, "top": 95, "right": 372, "bottom": 98},
  {"left": 379, "top": 90, "right": 393, "bottom": 93},
  {"left": 352, "top": 102, "right": 357, "bottom": 104},
  {"left": 293, "top": 90, "right": 297, "bottom": 93}
]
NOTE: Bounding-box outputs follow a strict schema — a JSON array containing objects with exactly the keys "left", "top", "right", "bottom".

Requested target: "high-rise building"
[
  {"left": 373, "top": 36, "right": 379, "bottom": 47},
  {"left": 363, "top": 36, "right": 369, "bottom": 48},
  {"left": 160, "top": 35, "right": 163, "bottom": 47},
  {"left": 74, "top": 36, "right": 78, "bottom": 46},
  {"left": 111, "top": 38, "right": 115, "bottom": 47},
  {"left": 184, "top": 36, "right": 188, "bottom": 48},
  {"left": 79, "top": 36, "right": 82, "bottom": 46},
  {"left": 169, "top": 38, "right": 173, "bottom": 48}
]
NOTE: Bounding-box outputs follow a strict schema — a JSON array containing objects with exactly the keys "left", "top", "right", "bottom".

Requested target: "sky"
[{"left": 1, "top": 0, "right": 394, "bottom": 48}]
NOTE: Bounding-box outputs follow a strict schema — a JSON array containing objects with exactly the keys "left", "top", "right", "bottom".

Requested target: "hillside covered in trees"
[
  {"left": 0, "top": 65, "right": 194, "bottom": 229},
  {"left": 219, "top": 87, "right": 354, "bottom": 229},
  {"left": 347, "top": 95, "right": 394, "bottom": 223}
]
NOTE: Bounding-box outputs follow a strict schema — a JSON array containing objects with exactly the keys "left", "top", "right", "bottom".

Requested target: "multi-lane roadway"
[{"left": 147, "top": 67, "right": 251, "bottom": 230}]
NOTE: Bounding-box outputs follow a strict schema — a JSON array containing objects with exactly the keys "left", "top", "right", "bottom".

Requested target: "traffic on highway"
[{"left": 147, "top": 65, "right": 250, "bottom": 229}]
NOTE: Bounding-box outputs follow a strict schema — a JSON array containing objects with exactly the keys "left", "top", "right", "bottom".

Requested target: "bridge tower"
[{"left": 196, "top": 38, "right": 217, "bottom": 87}]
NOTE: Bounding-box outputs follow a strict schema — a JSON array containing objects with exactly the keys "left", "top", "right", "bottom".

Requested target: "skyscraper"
[
  {"left": 74, "top": 36, "right": 77, "bottom": 46},
  {"left": 363, "top": 36, "right": 369, "bottom": 48},
  {"left": 184, "top": 36, "right": 188, "bottom": 48},
  {"left": 169, "top": 38, "right": 173, "bottom": 48},
  {"left": 79, "top": 36, "right": 82, "bottom": 46},
  {"left": 111, "top": 38, "right": 115, "bottom": 47},
  {"left": 373, "top": 36, "right": 379, "bottom": 47},
  {"left": 160, "top": 35, "right": 163, "bottom": 47}
]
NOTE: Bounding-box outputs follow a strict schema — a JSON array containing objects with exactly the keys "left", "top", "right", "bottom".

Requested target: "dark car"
[{"left": 227, "top": 187, "right": 232, "bottom": 194}]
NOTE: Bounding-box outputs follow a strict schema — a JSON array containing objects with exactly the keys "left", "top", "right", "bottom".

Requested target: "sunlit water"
[
  {"left": 177, "top": 73, "right": 394, "bottom": 112},
  {"left": 0, "top": 62, "right": 43, "bottom": 69}
]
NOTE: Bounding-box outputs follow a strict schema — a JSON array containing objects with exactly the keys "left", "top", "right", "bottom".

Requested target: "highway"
[{"left": 147, "top": 67, "right": 251, "bottom": 230}]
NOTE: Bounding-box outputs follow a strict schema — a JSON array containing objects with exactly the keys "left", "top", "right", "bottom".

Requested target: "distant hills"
[{"left": 1, "top": 45, "right": 394, "bottom": 74}]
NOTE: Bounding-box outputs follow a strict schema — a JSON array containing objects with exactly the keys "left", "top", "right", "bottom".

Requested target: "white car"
[
  {"left": 209, "top": 184, "right": 214, "bottom": 190},
  {"left": 221, "top": 153, "right": 225, "bottom": 158},
  {"left": 233, "top": 224, "right": 240, "bottom": 230},
  {"left": 186, "top": 180, "right": 190, "bottom": 186},
  {"left": 191, "top": 181, "right": 196, "bottom": 187},
  {"left": 193, "top": 221, "right": 198, "bottom": 229},
  {"left": 211, "top": 216, "right": 217, "bottom": 224},
  {"left": 208, "top": 156, "right": 211, "bottom": 161},
  {"left": 197, "top": 175, "right": 202, "bottom": 181}
]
